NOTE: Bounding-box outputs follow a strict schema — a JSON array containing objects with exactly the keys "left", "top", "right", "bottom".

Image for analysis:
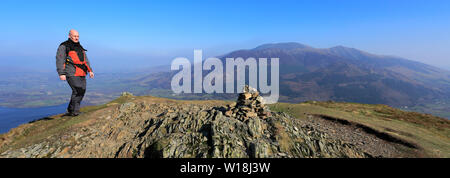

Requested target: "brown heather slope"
[{"left": 0, "top": 92, "right": 448, "bottom": 158}]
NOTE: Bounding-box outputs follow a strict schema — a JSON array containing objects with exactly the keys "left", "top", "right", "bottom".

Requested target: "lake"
[{"left": 0, "top": 103, "right": 68, "bottom": 134}]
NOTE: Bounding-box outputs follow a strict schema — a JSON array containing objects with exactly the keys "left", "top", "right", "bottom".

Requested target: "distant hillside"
[
  {"left": 222, "top": 43, "right": 450, "bottom": 105},
  {"left": 135, "top": 42, "right": 450, "bottom": 118}
]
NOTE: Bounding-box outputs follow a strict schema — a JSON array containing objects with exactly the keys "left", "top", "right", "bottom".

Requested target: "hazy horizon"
[{"left": 1, "top": 0, "right": 450, "bottom": 72}]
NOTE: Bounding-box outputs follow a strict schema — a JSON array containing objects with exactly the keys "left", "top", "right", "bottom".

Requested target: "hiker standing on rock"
[{"left": 56, "top": 29, "right": 94, "bottom": 116}]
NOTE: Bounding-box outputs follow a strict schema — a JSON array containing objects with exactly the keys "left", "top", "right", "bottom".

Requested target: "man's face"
[{"left": 69, "top": 31, "right": 79, "bottom": 43}]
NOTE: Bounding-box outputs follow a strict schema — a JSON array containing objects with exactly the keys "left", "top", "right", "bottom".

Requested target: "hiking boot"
[
  {"left": 62, "top": 112, "right": 75, "bottom": 117},
  {"left": 72, "top": 112, "right": 84, "bottom": 116}
]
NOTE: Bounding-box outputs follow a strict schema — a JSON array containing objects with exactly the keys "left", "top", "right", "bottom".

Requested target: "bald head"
[{"left": 68, "top": 29, "right": 80, "bottom": 43}]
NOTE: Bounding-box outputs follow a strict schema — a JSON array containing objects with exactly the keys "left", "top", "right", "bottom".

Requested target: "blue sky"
[{"left": 1, "top": 0, "right": 450, "bottom": 71}]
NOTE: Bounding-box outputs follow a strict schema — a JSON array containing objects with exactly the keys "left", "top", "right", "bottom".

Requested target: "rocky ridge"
[{"left": 0, "top": 86, "right": 372, "bottom": 158}]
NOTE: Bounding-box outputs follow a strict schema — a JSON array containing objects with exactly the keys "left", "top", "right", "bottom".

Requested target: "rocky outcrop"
[{"left": 0, "top": 87, "right": 372, "bottom": 158}]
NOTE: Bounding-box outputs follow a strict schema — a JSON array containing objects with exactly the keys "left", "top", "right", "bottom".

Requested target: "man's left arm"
[{"left": 84, "top": 52, "right": 94, "bottom": 78}]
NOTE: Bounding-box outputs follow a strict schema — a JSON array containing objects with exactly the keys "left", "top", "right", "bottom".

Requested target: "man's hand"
[
  {"left": 59, "top": 75, "right": 66, "bottom": 81},
  {"left": 89, "top": 72, "right": 94, "bottom": 79}
]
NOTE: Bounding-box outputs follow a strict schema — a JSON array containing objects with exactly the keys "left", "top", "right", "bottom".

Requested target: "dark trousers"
[{"left": 66, "top": 76, "right": 86, "bottom": 114}]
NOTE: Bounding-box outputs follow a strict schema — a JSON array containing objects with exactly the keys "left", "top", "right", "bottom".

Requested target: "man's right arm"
[{"left": 56, "top": 45, "right": 67, "bottom": 76}]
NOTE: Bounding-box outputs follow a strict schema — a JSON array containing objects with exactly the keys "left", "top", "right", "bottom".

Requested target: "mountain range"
[{"left": 134, "top": 42, "right": 450, "bottom": 117}]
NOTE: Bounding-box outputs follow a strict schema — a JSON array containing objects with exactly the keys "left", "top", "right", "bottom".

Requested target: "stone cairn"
[
  {"left": 223, "top": 85, "right": 272, "bottom": 121},
  {"left": 120, "top": 92, "right": 134, "bottom": 97}
]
